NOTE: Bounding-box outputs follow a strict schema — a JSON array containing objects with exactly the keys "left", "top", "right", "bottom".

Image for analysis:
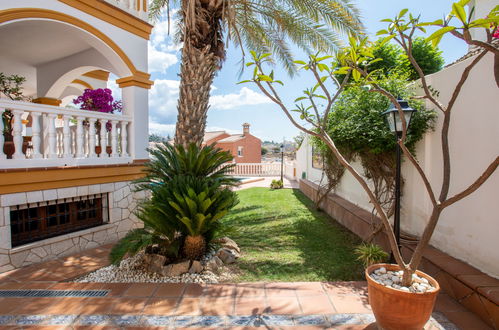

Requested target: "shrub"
[
  {"left": 270, "top": 179, "right": 284, "bottom": 189},
  {"left": 399, "top": 37, "right": 444, "bottom": 80},
  {"left": 354, "top": 243, "right": 389, "bottom": 267},
  {"left": 110, "top": 143, "right": 239, "bottom": 264}
]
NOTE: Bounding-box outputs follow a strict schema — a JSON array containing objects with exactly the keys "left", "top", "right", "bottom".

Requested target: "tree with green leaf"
[
  {"left": 149, "top": 0, "right": 363, "bottom": 147},
  {"left": 240, "top": 2, "right": 499, "bottom": 287}
]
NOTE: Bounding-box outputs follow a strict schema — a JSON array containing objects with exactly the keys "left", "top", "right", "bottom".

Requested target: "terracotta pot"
[
  {"left": 95, "top": 146, "right": 112, "bottom": 156},
  {"left": 366, "top": 263, "right": 440, "bottom": 330},
  {"left": 3, "top": 132, "right": 14, "bottom": 159}
]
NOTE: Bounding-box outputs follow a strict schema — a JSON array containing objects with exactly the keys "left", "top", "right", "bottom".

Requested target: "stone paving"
[{"left": 0, "top": 245, "right": 490, "bottom": 329}]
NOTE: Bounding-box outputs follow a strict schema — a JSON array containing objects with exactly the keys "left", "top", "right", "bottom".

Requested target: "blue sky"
[{"left": 144, "top": 0, "right": 468, "bottom": 142}]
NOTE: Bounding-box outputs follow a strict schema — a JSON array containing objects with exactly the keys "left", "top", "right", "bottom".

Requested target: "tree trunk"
[
  {"left": 174, "top": 0, "right": 225, "bottom": 148},
  {"left": 174, "top": 43, "right": 217, "bottom": 147}
]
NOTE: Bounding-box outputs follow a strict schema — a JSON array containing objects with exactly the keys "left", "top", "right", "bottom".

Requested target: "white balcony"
[
  {"left": 0, "top": 100, "right": 133, "bottom": 169},
  {"left": 103, "top": 0, "right": 149, "bottom": 21}
]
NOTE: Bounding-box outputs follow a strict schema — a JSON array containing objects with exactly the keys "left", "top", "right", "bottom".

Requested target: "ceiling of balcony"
[{"left": 0, "top": 20, "right": 92, "bottom": 66}]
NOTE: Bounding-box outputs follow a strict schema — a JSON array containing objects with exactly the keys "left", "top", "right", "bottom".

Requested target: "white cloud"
[
  {"left": 150, "top": 11, "right": 182, "bottom": 52},
  {"left": 148, "top": 44, "right": 178, "bottom": 74},
  {"left": 148, "top": 10, "right": 180, "bottom": 74},
  {"left": 149, "top": 79, "right": 180, "bottom": 123},
  {"left": 210, "top": 87, "right": 272, "bottom": 110},
  {"left": 149, "top": 121, "right": 176, "bottom": 137}
]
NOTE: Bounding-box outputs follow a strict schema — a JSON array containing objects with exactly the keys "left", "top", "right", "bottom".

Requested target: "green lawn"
[{"left": 222, "top": 187, "right": 364, "bottom": 282}]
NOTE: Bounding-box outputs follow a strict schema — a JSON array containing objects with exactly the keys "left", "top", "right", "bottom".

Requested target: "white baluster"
[
  {"left": 88, "top": 118, "right": 97, "bottom": 158},
  {"left": 110, "top": 120, "right": 118, "bottom": 157},
  {"left": 47, "top": 114, "right": 57, "bottom": 159},
  {"left": 99, "top": 120, "right": 108, "bottom": 157},
  {"left": 30, "top": 112, "right": 41, "bottom": 159},
  {"left": 0, "top": 109, "right": 5, "bottom": 159},
  {"left": 76, "top": 116, "right": 85, "bottom": 158},
  {"left": 120, "top": 121, "right": 129, "bottom": 157},
  {"left": 62, "top": 115, "right": 72, "bottom": 158},
  {"left": 12, "top": 110, "right": 24, "bottom": 159}
]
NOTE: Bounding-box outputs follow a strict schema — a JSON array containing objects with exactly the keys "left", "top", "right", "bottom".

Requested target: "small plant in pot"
[
  {"left": 0, "top": 73, "right": 28, "bottom": 158},
  {"left": 73, "top": 88, "right": 122, "bottom": 155},
  {"left": 240, "top": 2, "right": 499, "bottom": 329}
]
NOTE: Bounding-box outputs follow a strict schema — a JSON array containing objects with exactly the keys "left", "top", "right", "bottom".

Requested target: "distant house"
[{"left": 203, "top": 123, "right": 262, "bottom": 163}]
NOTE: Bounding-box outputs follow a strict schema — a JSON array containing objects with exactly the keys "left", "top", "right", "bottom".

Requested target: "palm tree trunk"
[
  {"left": 174, "top": 0, "right": 225, "bottom": 147},
  {"left": 174, "top": 42, "right": 217, "bottom": 147}
]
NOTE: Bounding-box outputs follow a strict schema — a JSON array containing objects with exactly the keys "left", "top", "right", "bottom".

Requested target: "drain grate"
[{"left": 0, "top": 290, "right": 108, "bottom": 298}]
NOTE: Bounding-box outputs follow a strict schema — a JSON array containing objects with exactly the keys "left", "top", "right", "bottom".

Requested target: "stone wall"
[{"left": 0, "top": 181, "right": 145, "bottom": 273}]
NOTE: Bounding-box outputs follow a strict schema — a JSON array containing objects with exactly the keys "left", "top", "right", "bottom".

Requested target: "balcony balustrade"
[
  {"left": 0, "top": 100, "right": 133, "bottom": 169},
  {"left": 103, "top": 0, "right": 149, "bottom": 21}
]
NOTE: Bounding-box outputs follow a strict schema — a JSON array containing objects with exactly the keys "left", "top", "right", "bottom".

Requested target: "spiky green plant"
[
  {"left": 111, "top": 144, "right": 239, "bottom": 263},
  {"left": 135, "top": 143, "right": 239, "bottom": 193},
  {"left": 354, "top": 243, "right": 389, "bottom": 268}
]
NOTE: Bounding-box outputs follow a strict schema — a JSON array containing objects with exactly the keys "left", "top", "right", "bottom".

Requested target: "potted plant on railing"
[
  {"left": 240, "top": 2, "right": 499, "bottom": 329},
  {"left": 0, "top": 73, "right": 28, "bottom": 158},
  {"left": 73, "top": 88, "right": 122, "bottom": 155}
]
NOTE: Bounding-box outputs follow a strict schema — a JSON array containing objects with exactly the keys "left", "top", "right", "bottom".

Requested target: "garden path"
[{"left": 0, "top": 245, "right": 489, "bottom": 329}]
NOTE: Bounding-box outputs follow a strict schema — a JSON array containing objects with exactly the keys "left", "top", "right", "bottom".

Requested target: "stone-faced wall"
[{"left": 0, "top": 181, "right": 145, "bottom": 273}]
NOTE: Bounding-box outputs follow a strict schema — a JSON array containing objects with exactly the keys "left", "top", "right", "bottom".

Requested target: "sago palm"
[
  {"left": 135, "top": 142, "right": 238, "bottom": 193},
  {"left": 149, "top": 0, "right": 364, "bottom": 146}
]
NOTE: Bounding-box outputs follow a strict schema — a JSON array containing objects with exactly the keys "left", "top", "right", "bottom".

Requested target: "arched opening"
[{"left": 0, "top": 14, "right": 134, "bottom": 101}]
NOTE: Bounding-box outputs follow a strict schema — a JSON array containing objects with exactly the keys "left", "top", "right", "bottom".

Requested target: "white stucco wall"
[
  {"left": 0, "top": 0, "right": 148, "bottom": 73},
  {"left": 297, "top": 52, "right": 499, "bottom": 278}
]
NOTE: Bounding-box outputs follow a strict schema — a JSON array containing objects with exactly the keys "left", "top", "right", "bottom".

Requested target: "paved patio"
[{"left": 0, "top": 245, "right": 490, "bottom": 329}]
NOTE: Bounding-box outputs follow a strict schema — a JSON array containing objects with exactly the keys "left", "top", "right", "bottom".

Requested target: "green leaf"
[
  {"left": 381, "top": 18, "right": 393, "bottom": 23},
  {"left": 418, "top": 19, "right": 444, "bottom": 26},
  {"left": 457, "top": 0, "right": 471, "bottom": 7},
  {"left": 378, "top": 34, "right": 395, "bottom": 46},
  {"left": 376, "top": 29, "right": 389, "bottom": 36},
  {"left": 398, "top": 9, "right": 409, "bottom": 19},
  {"left": 249, "top": 50, "right": 257, "bottom": 60},
  {"left": 317, "top": 63, "right": 329, "bottom": 72},
  {"left": 294, "top": 96, "right": 307, "bottom": 102},
  {"left": 452, "top": 3, "right": 467, "bottom": 24},
  {"left": 469, "top": 18, "right": 499, "bottom": 28},
  {"left": 260, "top": 53, "right": 272, "bottom": 59},
  {"left": 293, "top": 60, "right": 307, "bottom": 65},
  {"left": 426, "top": 26, "right": 455, "bottom": 46},
  {"left": 274, "top": 80, "right": 284, "bottom": 86},
  {"left": 245, "top": 62, "right": 254, "bottom": 67},
  {"left": 316, "top": 55, "right": 333, "bottom": 62},
  {"left": 257, "top": 74, "right": 273, "bottom": 82},
  {"left": 352, "top": 69, "right": 361, "bottom": 81},
  {"left": 237, "top": 80, "right": 252, "bottom": 84}
]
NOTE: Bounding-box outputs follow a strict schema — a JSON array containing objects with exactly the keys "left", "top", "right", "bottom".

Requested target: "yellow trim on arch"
[
  {"left": 58, "top": 0, "right": 153, "bottom": 39},
  {"left": 32, "top": 97, "right": 62, "bottom": 106},
  {"left": 72, "top": 79, "right": 93, "bottom": 90},
  {"left": 83, "top": 70, "right": 110, "bottom": 81},
  {"left": 0, "top": 8, "right": 138, "bottom": 75},
  {"left": 116, "top": 72, "right": 154, "bottom": 89}
]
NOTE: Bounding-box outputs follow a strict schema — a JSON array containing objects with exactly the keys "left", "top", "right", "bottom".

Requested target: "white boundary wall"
[{"left": 296, "top": 52, "right": 499, "bottom": 278}]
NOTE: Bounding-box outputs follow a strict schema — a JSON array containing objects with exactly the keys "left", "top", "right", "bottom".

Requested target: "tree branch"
[
  {"left": 441, "top": 156, "right": 499, "bottom": 208},
  {"left": 439, "top": 50, "right": 488, "bottom": 202}
]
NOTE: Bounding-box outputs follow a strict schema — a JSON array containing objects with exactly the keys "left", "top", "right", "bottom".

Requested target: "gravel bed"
[{"left": 74, "top": 252, "right": 235, "bottom": 284}]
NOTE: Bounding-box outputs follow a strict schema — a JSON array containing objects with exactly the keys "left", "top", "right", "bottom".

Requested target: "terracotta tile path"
[{"left": 0, "top": 245, "right": 491, "bottom": 329}]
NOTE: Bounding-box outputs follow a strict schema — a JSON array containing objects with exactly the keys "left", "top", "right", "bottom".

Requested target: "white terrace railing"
[
  {"left": 0, "top": 100, "right": 132, "bottom": 169},
  {"left": 103, "top": 0, "right": 149, "bottom": 21},
  {"left": 225, "top": 162, "right": 282, "bottom": 177}
]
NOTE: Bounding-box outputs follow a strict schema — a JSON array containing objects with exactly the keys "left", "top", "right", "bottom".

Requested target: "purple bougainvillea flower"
[{"left": 73, "top": 88, "right": 122, "bottom": 114}]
